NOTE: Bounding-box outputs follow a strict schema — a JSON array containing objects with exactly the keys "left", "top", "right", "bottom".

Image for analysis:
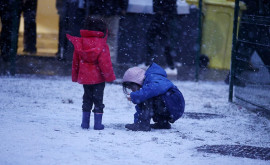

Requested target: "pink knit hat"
[{"left": 122, "top": 67, "right": 146, "bottom": 85}]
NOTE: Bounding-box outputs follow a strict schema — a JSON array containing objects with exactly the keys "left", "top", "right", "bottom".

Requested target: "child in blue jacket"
[{"left": 122, "top": 63, "right": 185, "bottom": 131}]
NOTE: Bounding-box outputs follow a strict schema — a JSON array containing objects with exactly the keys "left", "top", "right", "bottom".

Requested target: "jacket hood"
[
  {"left": 145, "top": 63, "right": 167, "bottom": 78},
  {"left": 66, "top": 30, "right": 108, "bottom": 53},
  {"left": 80, "top": 30, "right": 106, "bottom": 39}
]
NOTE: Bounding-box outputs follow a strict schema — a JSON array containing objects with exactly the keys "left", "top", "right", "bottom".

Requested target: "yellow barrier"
[{"left": 186, "top": 0, "right": 246, "bottom": 69}]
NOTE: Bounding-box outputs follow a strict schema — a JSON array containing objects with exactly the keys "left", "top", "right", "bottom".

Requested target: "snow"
[
  {"left": 165, "top": 67, "right": 178, "bottom": 75},
  {"left": 0, "top": 75, "right": 269, "bottom": 165}
]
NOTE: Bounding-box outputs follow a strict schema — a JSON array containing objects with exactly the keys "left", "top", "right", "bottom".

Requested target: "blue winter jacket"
[{"left": 130, "top": 63, "right": 174, "bottom": 104}]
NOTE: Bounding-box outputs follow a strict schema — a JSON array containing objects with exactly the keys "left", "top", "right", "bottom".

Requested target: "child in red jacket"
[{"left": 67, "top": 18, "right": 116, "bottom": 130}]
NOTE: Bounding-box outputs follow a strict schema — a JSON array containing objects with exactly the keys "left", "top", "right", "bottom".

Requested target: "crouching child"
[{"left": 122, "top": 63, "right": 185, "bottom": 131}]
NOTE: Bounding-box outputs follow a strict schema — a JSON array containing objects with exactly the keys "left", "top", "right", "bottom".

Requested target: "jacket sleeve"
[
  {"left": 98, "top": 45, "right": 116, "bottom": 82},
  {"left": 66, "top": 34, "right": 79, "bottom": 82},
  {"left": 130, "top": 79, "right": 171, "bottom": 104},
  {"left": 71, "top": 51, "right": 79, "bottom": 82}
]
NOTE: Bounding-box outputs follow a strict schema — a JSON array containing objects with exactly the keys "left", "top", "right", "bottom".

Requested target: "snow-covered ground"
[{"left": 0, "top": 75, "right": 269, "bottom": 165}]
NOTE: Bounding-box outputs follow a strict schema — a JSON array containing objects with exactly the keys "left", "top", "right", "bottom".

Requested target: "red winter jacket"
[{"left": 66, "top": 30, "right": 116, "bottom": 84}]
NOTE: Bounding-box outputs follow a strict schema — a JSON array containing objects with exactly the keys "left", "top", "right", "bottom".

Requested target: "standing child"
[
  {"left": 67, "top": 18, "right": 116, "bottom": 130},
  {"left": 122, "top": 63, "right": 185, "bottom": 131}
]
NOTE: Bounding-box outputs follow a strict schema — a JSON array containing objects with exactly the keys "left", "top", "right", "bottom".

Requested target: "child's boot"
[
  {"left": 94, "top": 113, "right": 104, "bottom": 130},
  {"left": 125, "top": 123, "right": 151, "bottom": 131},
  {"left": 81, "top": 111, "right": 91, "bottom": 129},
  {"left": 125, "top": 112, "right": 151, "bottom": 131},
  {"left": 151, "top": 116, "right": 171, "bottom": 129},
  {"left": 150, "top": 121, "right": 171, "bottom": 129},
  {"left": 125, "top": 105, "right": 152, "bottom": 131}
]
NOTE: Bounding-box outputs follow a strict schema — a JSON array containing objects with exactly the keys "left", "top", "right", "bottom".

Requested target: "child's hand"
[{"left": 126, "top": 94, "right": 131, "bottom": 101}]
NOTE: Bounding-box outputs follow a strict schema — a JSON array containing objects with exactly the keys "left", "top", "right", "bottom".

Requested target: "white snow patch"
[{"left": 0, "top": 76, "right": 269, "bottom": 165}]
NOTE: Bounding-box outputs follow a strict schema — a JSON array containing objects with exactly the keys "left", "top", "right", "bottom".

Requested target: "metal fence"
[{"left": 230, "top": 0, "right": 270, "bottom": 111}]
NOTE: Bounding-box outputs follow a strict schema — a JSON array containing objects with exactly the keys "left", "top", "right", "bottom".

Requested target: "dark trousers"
[
  {"left": 137, "top": 95, "right": 171, "bottom": 124},
  {"left": 0, "top": 1, "right": 12, "bottom": 61},
  {"left": 20, "top": 0, "right": 38, "bottom": 52},
  {"left": 62, "top": 1, "right": 85, "bottom": 61},
  {"left": 152, "top": 96, "right": 171, "bottom": 123},
  {"left": 56, "top": 13, "right": 65, "bottom": 58},
  {"left": 146, "top": 14, "right": 174, "bottom": 68},
  {"left": 56, "top": 0, "right": 66, "bottom": 57},
  {"left": 82, "top": 82, "right": 105, "bottom": 113},
  {"left": 0, "top": 1, "right": 21, "bottom": 62}
]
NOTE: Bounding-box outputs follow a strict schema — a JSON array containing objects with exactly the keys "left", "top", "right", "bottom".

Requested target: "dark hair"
[
  {"left": 122, "top": 82, "right": 141, "bottom": 95},
  {"left": 83, "top": 17, "right": 107, "bottom": 36}
]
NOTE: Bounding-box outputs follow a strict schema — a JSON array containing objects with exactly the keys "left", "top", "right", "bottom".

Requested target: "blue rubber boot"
[
  {"left": 94, "top": 113, "right": 104, "bottom": 130},
  {"left": 81, "top": 112, "right": 90, "bottom": 129}
]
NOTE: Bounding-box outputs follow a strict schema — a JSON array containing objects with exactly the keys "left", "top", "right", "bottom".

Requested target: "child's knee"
[
  {"left": 82, "top": 103, "right": 93, "bottom": 112},
  {"left": 92, "top": 104, "right": 105, "bottom": 113}
]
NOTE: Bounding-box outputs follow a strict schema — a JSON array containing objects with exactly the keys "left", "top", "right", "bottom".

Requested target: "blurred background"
[
  {"left": 17, "top": 0, "right": 59, "bottom": 56},
  {"left": 0, "top": 0, "right": 269, "bottom": 110}
]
